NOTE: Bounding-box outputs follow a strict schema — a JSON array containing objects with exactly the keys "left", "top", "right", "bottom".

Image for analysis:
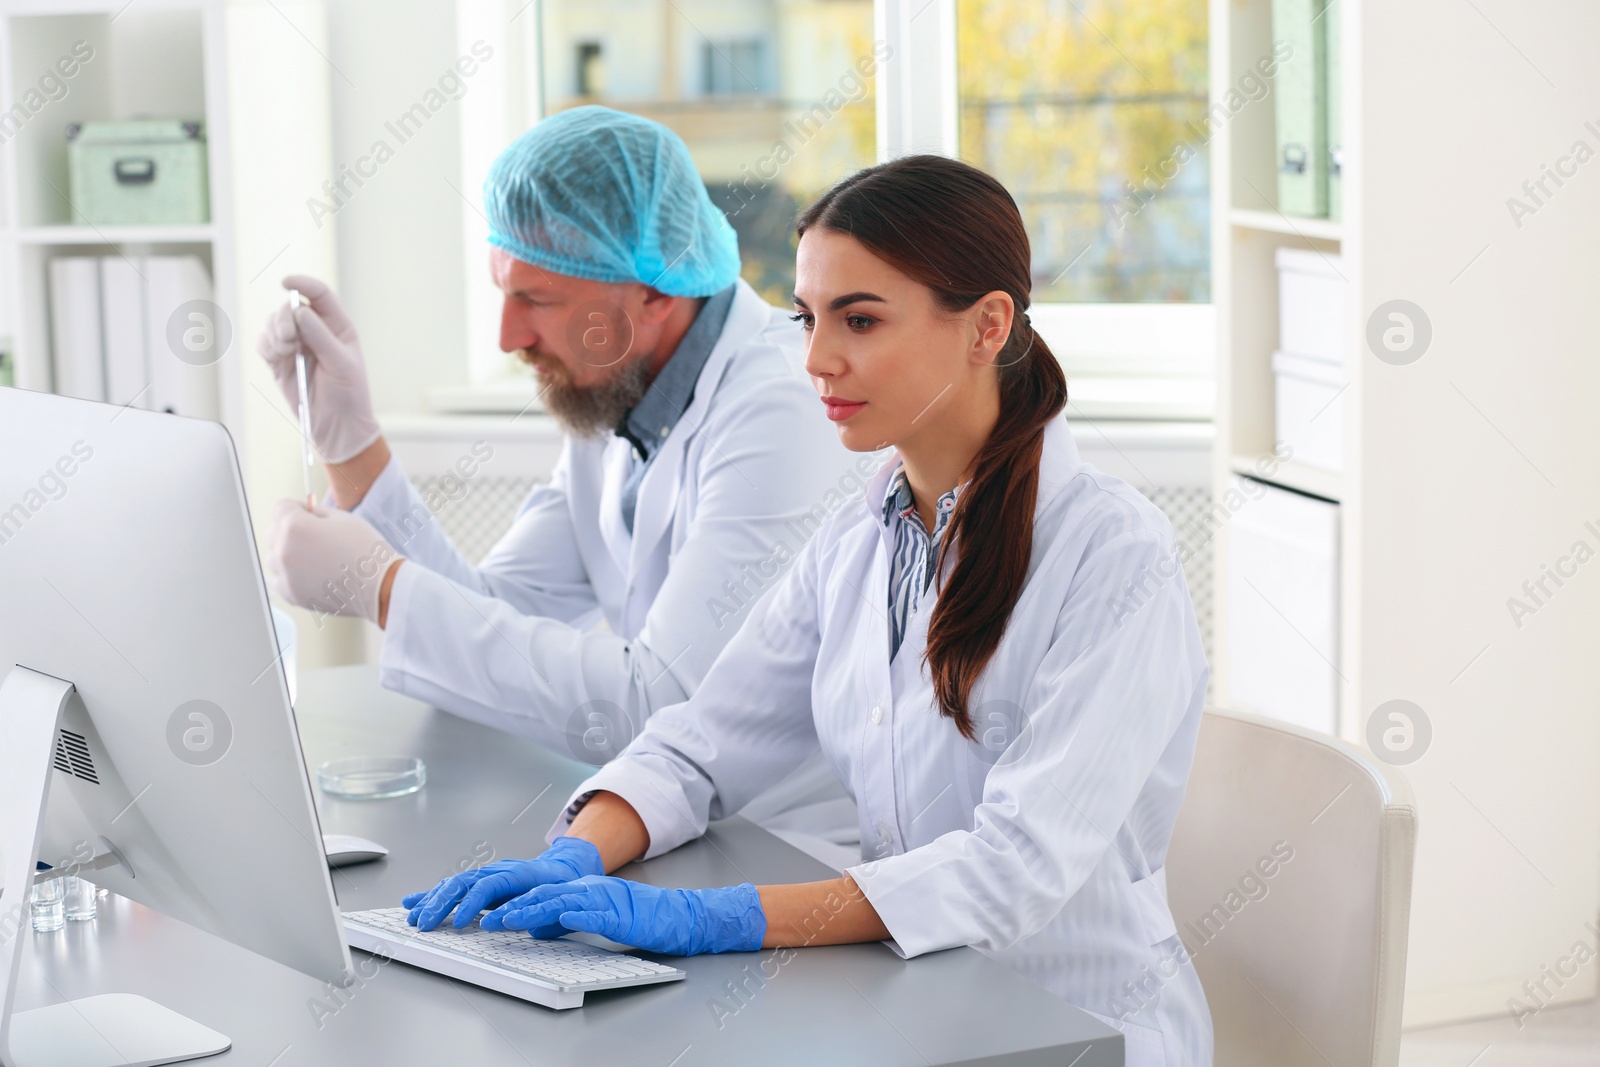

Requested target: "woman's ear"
[{"left": 970, "top": 291, "right": 1016, "bottom": 366}]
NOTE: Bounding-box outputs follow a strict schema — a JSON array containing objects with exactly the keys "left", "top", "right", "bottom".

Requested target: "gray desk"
[{"left": 16, "top": 665, "right": 1121, "bottom": 1066}]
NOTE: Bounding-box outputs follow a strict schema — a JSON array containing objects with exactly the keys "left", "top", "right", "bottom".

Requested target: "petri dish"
[{"left": 316, "top": 756, "right": 426, "bottom": 800}]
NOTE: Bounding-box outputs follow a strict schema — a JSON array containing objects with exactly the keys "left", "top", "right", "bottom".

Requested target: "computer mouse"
[{"left": 322, "top": 833, "right": 389, "bottom": 868}]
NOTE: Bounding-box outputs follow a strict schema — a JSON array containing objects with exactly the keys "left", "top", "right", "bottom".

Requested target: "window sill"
[
  {"left": 426, "top": 374, "right": 1215, "bottom": 424},
  {"left": 427, "top": 380, "right": 545, "bottom": 416},
  {"left": 1060, "top": 375, "right": 1214, "bottom": 422}
]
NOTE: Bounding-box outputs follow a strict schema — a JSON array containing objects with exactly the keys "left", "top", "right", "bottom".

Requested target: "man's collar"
[{"left": 617, "top": 283, "right": 737, "bottom": 460}]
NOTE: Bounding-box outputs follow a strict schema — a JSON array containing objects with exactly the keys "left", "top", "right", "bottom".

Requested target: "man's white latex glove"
[
  {"left": 266, "top": 500, "right": 400, "bottom": 624},
  {"left": 257, "top": 275, "right": 382, "bottom": 464}
]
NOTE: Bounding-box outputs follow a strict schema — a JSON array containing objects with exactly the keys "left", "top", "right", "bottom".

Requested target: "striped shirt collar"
[
  {"left": 879, "top": 465, "right": 961, "bottom": 530},
  {"left": 881, "top": 464, "right": 961, "bottom": 658}
]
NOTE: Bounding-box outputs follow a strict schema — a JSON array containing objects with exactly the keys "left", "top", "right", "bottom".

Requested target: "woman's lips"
[{"left": 822, "top": 396, "right": 867, "bottom": 422}]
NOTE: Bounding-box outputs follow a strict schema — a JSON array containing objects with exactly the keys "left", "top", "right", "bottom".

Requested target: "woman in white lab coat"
[{"left": 402, "top": 154, "right": 1213, "bottom": 1065}]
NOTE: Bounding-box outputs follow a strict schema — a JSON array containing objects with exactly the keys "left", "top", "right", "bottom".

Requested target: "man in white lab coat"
[{"left": 262, "top": 106, "right": 861, "bottom": 864}]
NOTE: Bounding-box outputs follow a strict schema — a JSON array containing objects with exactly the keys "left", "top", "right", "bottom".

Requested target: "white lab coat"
[
  {"left": 550, "top": 416, "right": 1213, "bottom": 1066},
  {"left": 354, "top": 278, "right": 864, "bottom": 859}
]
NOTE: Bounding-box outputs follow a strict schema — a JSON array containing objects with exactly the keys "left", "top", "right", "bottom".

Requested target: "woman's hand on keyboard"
[
  {"left": 485, "top": 875, "right": 766, "bottom": 956},
  {"left": 401, "top": 837, "right": 604, "bottom": 931}
]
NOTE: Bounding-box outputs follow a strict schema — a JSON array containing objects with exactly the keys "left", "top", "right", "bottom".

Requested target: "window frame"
[
  {"left": 446, "top": 0, "right": 1212, "bottom": 407},
  {"left": 878, "top": 0, "right": 1214, "bottom": 391}
]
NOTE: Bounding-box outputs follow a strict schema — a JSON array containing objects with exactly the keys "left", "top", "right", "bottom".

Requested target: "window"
[
  {"left": 538, "top": 0, "right": 878, "bottom": 307},
  {"left": 576, "top": 42, "right": 603, "bottom": 97},
  {"left": 453, "top": 0, "right": 1212, "bottom": 396},
  {"left": 701, "top": 39, "right": 768, "bottom": 96},
  {"left": 956, "top": 0, "right": 1210, "bottom": 304}
]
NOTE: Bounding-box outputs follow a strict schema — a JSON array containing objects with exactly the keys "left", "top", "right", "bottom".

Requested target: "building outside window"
[
  {"left": 701, "top": 38, "right": 769, "bottom": 96},
  {"left": 527, "top": 0, "right": 1209, "bottom": 383},
  {"left": 576, "top": 41, "right": 604, "bottom": 97},
  {"left": 540, "top": 0, "right": 880, "bottom": 306},
  {"left": 956, "top": 0, "right": 1210, "bottom": 304}
]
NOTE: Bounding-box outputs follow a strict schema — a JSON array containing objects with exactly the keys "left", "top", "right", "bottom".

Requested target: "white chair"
[{"left": 1166, "top": 707, "right": 1417, "bottom": 1067}]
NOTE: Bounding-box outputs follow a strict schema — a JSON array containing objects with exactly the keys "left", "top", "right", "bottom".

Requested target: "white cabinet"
[{"left": 1224, "top": 476, "right": 1338, "bottom": 734}]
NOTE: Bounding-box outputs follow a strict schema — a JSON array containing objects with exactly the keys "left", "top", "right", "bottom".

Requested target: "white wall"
[
  {"left": 324, "top": 0, "right": 473, "bottom": 416},
  {"left": 227, "top": 0, "right": 357, "bottom": 668},
  {"left": 229, "top": 0, "right": 496, "bottom": 668}
]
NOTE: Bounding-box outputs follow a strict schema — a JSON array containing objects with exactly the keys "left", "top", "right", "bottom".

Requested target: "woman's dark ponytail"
[{"left": 796, "top": 156, "right": 1067, "bottom": 739}]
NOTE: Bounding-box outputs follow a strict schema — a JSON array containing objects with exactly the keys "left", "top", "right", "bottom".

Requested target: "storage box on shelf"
[
  {"left": 67, "top": 119, "right": 211, "bottom": 226},
  {"left": 1271, "top": 247, "right": 1347, "bottom": 472},
  {"left": 1270, "top": 350, "right": 1341, "bottom": 471},
  {"left": 1275, "top": 246, "right": 1345, "bottom": 362}
]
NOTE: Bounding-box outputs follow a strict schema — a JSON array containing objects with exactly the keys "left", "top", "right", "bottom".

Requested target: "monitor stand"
[{"left": 0, "top": 666, "right": 230, "bottom": 1067}]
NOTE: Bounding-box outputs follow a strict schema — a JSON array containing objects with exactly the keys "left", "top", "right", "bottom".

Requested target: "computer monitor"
[{"left": 0, "top": 386, "right": 351, "bottom": 1066}]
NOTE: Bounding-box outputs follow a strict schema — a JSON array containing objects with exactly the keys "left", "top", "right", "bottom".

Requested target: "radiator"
[{"left": 386, "top": 416, "right": 1216, "bottom": 668}]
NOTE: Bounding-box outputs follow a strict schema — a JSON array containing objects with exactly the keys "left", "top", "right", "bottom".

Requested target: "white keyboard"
[{"left": 342, "top": 907, "right": 685, "bottom": 1010}]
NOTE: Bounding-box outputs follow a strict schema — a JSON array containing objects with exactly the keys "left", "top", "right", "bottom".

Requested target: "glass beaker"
[
  {"left": 29, "top": 877, "right": 65, "bottom": 933},
  {"left": 64, "top": 877, "right": 97, "bottom": 922}
]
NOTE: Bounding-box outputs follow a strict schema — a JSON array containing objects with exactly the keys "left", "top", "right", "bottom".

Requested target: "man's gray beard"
[{"left": 540, "top": 358, "right": 651, "bottom": 439}]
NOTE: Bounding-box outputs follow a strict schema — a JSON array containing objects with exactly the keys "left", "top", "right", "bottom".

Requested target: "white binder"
[
  {"left": 47, "top": 256, "right": 105, "bottom": 402},
  {"left": 144, "top": 255, "right": 219, "bottom": 420},
  {"left": 50, "top": 254, "right": 217, "bottom": 417},
  {"left": 101, "top": 256, "right": 149, "bottom": 409}
]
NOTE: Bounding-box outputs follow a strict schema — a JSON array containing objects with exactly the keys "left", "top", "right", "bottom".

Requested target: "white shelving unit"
[
  {"left": 1211, "top": 0, "right": 1600, "bottom": 1028},
  {"left": 14, "top": 223, "right": 216, "bottom": 244},
  {"left": 1229, "top": 206, "right": 1343, "bottom": 242},
  {"left": 0, "top": 0, "right": 236, "bottom": 432}
]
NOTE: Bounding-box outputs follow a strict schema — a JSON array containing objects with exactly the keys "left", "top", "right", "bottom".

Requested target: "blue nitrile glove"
[
  {"left": 486, "top": 875, "right": 766, "bottom": 956},
  {"left": 401, "top": 837, "right": 603, "bottom": 931}
]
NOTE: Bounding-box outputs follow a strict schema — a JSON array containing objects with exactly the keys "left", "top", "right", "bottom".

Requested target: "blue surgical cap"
[{"left": 484, "top": 106, "right": 740, "bottom": 298}]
